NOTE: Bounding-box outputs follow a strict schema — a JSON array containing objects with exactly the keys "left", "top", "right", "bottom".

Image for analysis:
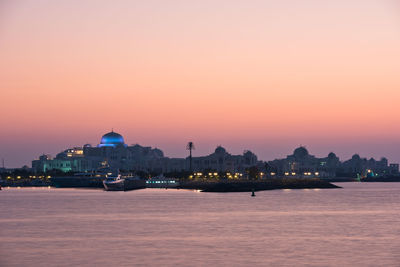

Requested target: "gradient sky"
[{"left": 1, "top": 0, "right": 400, "bottom": 167}]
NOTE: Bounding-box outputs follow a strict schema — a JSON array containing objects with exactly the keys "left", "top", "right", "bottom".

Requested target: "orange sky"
[{"left": 1, "top": 0, "right": 400, "bottom": 167}]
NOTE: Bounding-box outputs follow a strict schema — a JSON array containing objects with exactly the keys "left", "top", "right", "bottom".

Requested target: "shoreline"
[{"left": 3, "top": 176, "right": 400, "bottom": 191}]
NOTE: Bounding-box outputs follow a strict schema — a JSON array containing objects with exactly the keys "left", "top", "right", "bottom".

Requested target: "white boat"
[{"left": 103, "top": 175, "right": 146, "bottom": 191}]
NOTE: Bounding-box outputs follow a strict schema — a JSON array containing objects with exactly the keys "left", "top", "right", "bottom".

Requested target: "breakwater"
[{"left": 178, "top": 178, "right": 340, "bottom": 192}]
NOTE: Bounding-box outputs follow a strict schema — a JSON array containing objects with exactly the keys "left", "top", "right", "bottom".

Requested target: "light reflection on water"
[{"left": 1, "top": 183, "right": 400, "bottom": 267}]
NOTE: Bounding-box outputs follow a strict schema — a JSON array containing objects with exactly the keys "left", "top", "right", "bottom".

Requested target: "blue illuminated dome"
[{"left": 98, "top": 131, "right": 125, "bottom": 147}]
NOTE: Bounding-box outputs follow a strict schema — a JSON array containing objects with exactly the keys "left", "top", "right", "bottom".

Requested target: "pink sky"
[{"left": 1, "top": 0, "right": 400, "bottom": 167}]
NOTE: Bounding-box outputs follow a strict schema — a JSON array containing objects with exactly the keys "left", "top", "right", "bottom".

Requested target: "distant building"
[
  {"left": 32, "top": 131, "right": 166, "bottom": 173},
  {"left": 31, "top": 133, "right": 399, "bottom": 177},
  {"left": 267, "top": 146, "right": 398, "bottom": 178},
  {"left": 341, "top": 155, "right": 391, "bottom": 176},
  {"left": 389, "top": 164, "right": 399, "bottom": 174},
  {"left": 189, "top": 146, "right": 260, "bottom": 172},
  {"left": 32, "top": 131, "right": 260, "bottom": 173},
  {"left": 268, "top": 147, "right": 339, "bottom": 177}
]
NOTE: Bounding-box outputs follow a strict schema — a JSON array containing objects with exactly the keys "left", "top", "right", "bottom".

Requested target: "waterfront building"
[
  {"left": 31, "top": 131, "right": 259, "bottom": 174},
  {"left": 32, "top": 131, "right": 166, "bottom": 173},
  {"left": 31, "top": 132, "right": 399, "bottom": 177},
  {"left": 267, "top": 146, "right": 398, "bottom": 178},
  {"left": 267, "top": 147, "right": 339, "bottom": 177},
  {"left": 389, "top": 164, "right": 399, "bottom": 174},
  {"left": 341, "top": 155, "right": 390, "bottom": 176},
  {"left": 189, "top": 146, "right": 260, "bottom": 172}
]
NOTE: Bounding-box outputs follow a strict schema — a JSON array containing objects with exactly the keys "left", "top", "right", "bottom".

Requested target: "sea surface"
[{"left": 1, "top": 183, "right": 399, "bottom": 267}]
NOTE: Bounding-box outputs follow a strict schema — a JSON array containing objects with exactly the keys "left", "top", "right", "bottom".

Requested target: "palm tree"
[{"left": 186, "top": 142, "right": 195, "bottom": 172}]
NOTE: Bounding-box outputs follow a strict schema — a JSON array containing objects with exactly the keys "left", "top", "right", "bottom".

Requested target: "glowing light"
[
  {"left": 291, "top": 172, "right": 296, "bottom": 176},
  {"left": 270, "top": 172, "right": 276, "bottom": 176},
  {"left": 213, "top": 172, "right": 218, "bottom": 176},
  {"left": 315, "top": 172, "right": 319, "bottom": 176},
  {"left": 284, "top": 172, "right": 289, "bottom": 176}
]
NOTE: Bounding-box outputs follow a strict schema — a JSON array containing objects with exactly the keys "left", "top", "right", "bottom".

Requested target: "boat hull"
[{"left": 103, "top": 179, "right": 146, "bottom": 191}]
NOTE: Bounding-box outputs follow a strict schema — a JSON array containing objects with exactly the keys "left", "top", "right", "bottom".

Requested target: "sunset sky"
[{"left": 1, "top": 0, "right": 400, "bottom": 167}]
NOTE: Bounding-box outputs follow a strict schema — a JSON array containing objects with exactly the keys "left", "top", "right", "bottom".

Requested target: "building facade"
[
  {"left": 189, "top": 146, "right": 260, "bottom": 172},
  {"left": 267, "top": 146, "right": 398, "bottom": 178},
  {"left": 32, "top": 131, "right": 260, "bottom": 173},
  {"left": 31, "top": 132, "right": 399, "bottom": 177}
]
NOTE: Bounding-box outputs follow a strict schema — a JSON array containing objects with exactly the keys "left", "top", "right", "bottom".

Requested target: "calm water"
[{"left": 1, "top": 183, "right": 400, "bottom": 267}]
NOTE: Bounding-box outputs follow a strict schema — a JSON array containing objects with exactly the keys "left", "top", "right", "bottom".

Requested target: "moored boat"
[
  {"left": 146, "top": 175, "right": 180, "bottom": 188},
  {"left": 103, "top": 175, "right": 146, "bottom": 191}
]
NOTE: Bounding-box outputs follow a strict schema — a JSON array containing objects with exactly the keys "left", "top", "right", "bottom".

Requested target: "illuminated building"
[
  {"left": 31, "top": 133, "right": 399, "bottom": 177},
  {"left": 267, "top": 146, "right": 398, "bottom": 178},
  {"left": 31, "top": 131, "right": 261, "bottom": 173},
  {"left": 97, "top": 131, "right": 126, "bottom": 148},
  {"left": 32, "top": 131, "right": 165, "bottom": 173}
]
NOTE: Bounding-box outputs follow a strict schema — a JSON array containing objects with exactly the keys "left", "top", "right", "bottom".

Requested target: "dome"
[
  {"left": 98, "top": 131, "right": 125, "bottom": 147},
  {"left": 243, "top": 150, "right": 254, "bottom": 156},
  {"left": 293, "top": 146, "right": 309, "bottom": 159},
  {"left": 152, "top": 148, "right": 164, "bottom": 158},
  {"left": 328, "top": 152, "right": 337, "bottom": 159},
  {"left": 215, "top": 146, "right": 226, "bottom": 154}
]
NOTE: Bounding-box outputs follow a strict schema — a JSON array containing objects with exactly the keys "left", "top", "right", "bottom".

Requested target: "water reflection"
[{"left": 0, "top": 183, "right": 399, "bottom": 267}]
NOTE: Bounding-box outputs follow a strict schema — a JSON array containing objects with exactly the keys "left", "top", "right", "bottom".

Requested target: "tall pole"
[
  {"left": 189, "top": 148, "right": 192, "bottom": 171},
  {"left": 186, "top": 142, "right": 195, "bottom": 172}
]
